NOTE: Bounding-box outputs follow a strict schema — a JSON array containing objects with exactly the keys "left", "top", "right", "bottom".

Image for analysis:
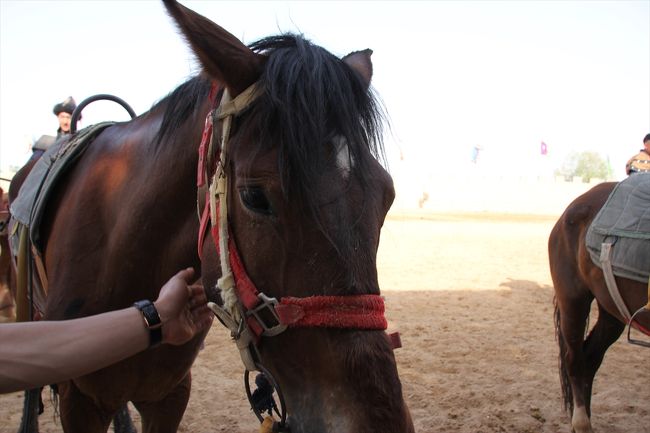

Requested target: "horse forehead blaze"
[{"left": 334, "top": 136, "right": 354, "bottom": 178}]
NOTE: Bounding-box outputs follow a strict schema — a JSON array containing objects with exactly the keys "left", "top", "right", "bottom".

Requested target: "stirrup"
[{"left": 627, "top": 306, "right": 650, "bottom": 348}]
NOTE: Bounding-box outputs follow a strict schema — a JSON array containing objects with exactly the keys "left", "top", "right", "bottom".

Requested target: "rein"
[{"left": 197, "top": 81, "right": 393, "bottom": 431}]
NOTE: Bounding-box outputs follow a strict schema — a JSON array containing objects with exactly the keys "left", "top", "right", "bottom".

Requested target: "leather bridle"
[{"left": 196, "top": 81, "right": 394, "bottom": 430}]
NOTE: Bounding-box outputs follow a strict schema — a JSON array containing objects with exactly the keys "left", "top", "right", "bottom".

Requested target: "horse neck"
[{"left": 125, "top": 100, "right": 211, "bottom": 199}]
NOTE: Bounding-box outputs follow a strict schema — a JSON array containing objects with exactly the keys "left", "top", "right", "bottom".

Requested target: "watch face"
[
  {"left": 133, "top": 300, "right": 163, "bottom": 347},
  {"left": 144, "top": 304, "right": 162, "bottom": 328},
  {"left": 135, "top": 300, "right": 161, "bottom": 328}
]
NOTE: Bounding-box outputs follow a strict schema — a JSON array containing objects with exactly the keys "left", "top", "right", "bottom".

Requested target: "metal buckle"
[
  {"left": 207, "top": 301, "right": 260, "bottom": 371},
  {"left": 247, "top": 293, "right": 288, "bottom": 337}
]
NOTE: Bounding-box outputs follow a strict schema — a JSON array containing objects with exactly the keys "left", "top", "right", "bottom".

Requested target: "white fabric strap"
[
  {"left": 209, "top": 84, "right": 262, "bottom": 320},
  {"left": 212, "top": 89, "right": 237, "bottom": 319},
  {"left": 599, "top": 242, "right": 632, "bottom": 322}
]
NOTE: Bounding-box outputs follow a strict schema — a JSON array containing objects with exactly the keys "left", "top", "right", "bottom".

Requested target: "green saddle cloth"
[{"left": 586, "top": 174, "right": 650, "bottom": 283}]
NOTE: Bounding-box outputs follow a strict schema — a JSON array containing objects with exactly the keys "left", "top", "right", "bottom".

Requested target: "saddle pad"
[
  {"left": 586, "top": 174, "right": 650, "bottom": 283},
  {"left": 10, "top": 122, "right": 114, "bottom": 251}
]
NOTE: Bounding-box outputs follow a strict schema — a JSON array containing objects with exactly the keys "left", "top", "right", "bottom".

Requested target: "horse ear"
[
  {"left": 342, "top": 49, "right": 373, "bottom": 88},
  {"left": 162, "top": 0, "right": 266, "bottom": 96}
]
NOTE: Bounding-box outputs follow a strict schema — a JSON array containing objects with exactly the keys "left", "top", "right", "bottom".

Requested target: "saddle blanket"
[
  {"left": 586, "top": 174, "right": 650, "bottom": 283},
  {"left": 10, "top": 122, "right": 114, "bottom": 250}
]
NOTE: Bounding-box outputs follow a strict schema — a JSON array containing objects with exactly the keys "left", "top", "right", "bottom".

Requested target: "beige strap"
[
  {"left": 206, "top": 83, "right": 262, "bottom": 370},
  {"left": 599, "top": 242, "right": 632, "bottom": 322},
  {"left": 215, "top": 84, "right": 261, "bottom": 119},
  {"left": 213, "top": 88, "right": 236, "bottom": 318},
  {"left": 210, "top": 84, "right": 261, "bottom": 320},
  {"left": 15, "top": 224, "right": 30, "bottom": 322},
  {"left": 30, "top": 245, "right": 48, "bottom": 295}
]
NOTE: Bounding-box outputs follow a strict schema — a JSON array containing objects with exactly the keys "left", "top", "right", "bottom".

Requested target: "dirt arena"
[{"left": 1, "top": 211, "right": 648, "bottom": 433}]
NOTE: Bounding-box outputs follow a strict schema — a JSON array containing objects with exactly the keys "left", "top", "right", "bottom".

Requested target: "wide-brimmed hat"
[{"left": 53, "top": 96, "right": 77, "bottom": 116}]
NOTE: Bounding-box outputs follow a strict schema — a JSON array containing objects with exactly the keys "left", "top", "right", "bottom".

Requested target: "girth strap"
[
  {"left": 600, "top": 241, "right": 650, "bottom": 341},
  {"left": 599, "top": 242, "right": 632, "bottom": 322}
]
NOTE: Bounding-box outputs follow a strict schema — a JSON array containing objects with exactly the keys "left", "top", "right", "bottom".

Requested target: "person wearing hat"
[
  {"left": 9, "top": 97, "right": 81, "bottom": 203},
  {"left": 52, "top": 96, "right": 77, "bottom": 139},
  {"left": 30, "top": 97, "right": 78, "bottom": 152}
]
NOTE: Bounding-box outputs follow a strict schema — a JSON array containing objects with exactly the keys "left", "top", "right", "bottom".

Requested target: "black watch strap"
[{"left": 133, "top": 300, "right": 163, "bottom": 347}]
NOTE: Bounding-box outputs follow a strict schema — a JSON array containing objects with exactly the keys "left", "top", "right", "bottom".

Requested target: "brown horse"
[
  {"left": 166, "top": 1, "right": 414, "bottom": 431},
  {"left": 549, "top": 181, "right": 649, "bottom": 433},
  {"left": 8, "top": 0, "right": 413, "bottom": 432}
]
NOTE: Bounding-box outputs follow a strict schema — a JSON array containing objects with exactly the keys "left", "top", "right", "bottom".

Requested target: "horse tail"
[
  {"left": 554, "top": 296, "right": 573, "bottom": 413},
  {"left": 17, "top": 388, "right": 40, "bottom": 433}
]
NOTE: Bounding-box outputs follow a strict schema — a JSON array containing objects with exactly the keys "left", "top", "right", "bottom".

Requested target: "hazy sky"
[{"left": 1, "top": 0, "right": 648, "bottom": 183}]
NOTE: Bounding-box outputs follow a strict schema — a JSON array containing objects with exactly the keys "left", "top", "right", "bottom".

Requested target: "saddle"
[
  {"left": 586, "top": 174, "right": 650, "bottom": 284},
  {"left": 9, "top": 122, "right": 114, "bottom": 318},
  {"left": 586, "top": 174, "right": 650, "bottom": 339}
]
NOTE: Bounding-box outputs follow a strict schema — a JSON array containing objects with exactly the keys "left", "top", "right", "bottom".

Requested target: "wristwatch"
[{"left": 133, "top": 300, "right": 163, "bottom": 347}]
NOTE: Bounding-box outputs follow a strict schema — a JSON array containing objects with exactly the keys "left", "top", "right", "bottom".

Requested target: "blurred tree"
[{"left": 555, "top": 151, "right": 610, "bottom": 182}]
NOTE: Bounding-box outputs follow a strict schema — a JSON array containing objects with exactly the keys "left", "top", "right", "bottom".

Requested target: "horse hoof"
[{"left": 571, "top": 407, "right": 594, "bottom": 433}]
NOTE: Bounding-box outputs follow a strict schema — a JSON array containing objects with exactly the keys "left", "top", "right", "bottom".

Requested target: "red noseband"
[{"left": 198, "top": 200, "right": 388, "bottom": 340}]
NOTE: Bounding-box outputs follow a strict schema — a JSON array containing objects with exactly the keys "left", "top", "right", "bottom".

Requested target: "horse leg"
[
  {"left": 16, "top": 388, "right": 40, "bottom": 433},
  {"left": 132, "top": 373, "right": 191, "bottom": 433},
  {"left": 57, "top": 381, "right": 113, "bottom": 433},
  {"left": 555, "top": 291, "right": 594, "bottom": 433},
  {"left": 581, "top": 303, "right": 625, "bottom": 416}
]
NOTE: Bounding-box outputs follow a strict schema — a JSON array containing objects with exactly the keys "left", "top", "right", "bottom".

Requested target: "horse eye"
[{"left": 239, "top": 188, "right": 273, "bottom": 215}]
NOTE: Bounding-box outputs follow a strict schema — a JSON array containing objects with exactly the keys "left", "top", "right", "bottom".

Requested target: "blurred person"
[
  {"left": 8, "top": 97, "right": 80, "bottom": 203},
  {"left": 30, "top": 96, "right": 78, "bottom": 153},
  {"left": 52, "top": 96, "right": 77, "bottom": 138},
  {"left": 625, "top": 133, "right": 650, "bottom": 175}
]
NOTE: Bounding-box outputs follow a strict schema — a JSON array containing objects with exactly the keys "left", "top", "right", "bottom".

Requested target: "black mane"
[
  {"left": 154, "top": 34, "right": 385, "bottom": 195},
  {"left": 153, "top": 75, "right": 212, "bottom": 145}
]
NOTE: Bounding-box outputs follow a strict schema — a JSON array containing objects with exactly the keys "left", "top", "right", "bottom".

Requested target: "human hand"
[{"left": 155, "top": 268, "right": 213, "bottom": 345}]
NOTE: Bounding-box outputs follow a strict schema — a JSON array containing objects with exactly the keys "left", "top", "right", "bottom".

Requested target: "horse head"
[{"left": 164, "top": 1, "right": 413, "bottom": 432}]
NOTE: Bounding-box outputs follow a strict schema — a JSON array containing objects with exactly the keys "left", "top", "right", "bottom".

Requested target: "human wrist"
[
  {"left": 133, "top": 300, "right": 163, "bottom": 347},
  {"left": 153, "top": 299, "right": 174, "bottom": 344}
]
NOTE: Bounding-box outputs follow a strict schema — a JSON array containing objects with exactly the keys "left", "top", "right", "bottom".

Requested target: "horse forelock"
[
  {"left": 247, "top": 34, "right": 385, "bottom": 188},
  {"left": 241, "top": 35, "right": 387, "bottom": 287}
]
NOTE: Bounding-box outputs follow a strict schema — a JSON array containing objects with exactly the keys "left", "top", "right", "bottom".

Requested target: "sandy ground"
[{"left": 1, "top": 211, "right": 648, "bottom": 433}]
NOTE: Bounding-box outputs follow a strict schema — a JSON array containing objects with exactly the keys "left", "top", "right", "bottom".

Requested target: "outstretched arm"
[{"left": 0, "top": 268, "right": 213, "bottom": 394}]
